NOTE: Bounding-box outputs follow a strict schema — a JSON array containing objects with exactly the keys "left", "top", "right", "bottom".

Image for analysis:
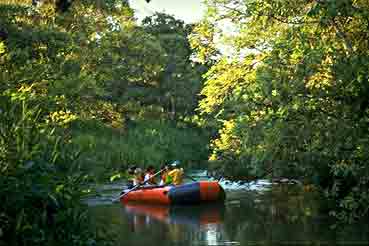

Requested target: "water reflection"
[
  {"left": 123, "top": 203, "right": 227, "bottom": 245},
  {"left": 88, "top": 181, "right": 369, "bottom": 246}
]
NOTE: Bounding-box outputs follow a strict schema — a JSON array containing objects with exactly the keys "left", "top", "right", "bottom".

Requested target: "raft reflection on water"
[{"left": 123, "top": 203, "right": 225, "bottom": 231}]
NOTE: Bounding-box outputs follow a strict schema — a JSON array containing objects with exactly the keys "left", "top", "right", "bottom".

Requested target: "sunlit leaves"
[
  {"left": 199, "top": 58, "right": 256, "bottom": 116},
  {"left": 189, "top": 20, "right": 219, "bottom": 64},
  {"left": 46, "top": 110, "right": 77, "bottom": 126},
  {"left": 194, "top": 0, "right": 369, "bottom": 222}
]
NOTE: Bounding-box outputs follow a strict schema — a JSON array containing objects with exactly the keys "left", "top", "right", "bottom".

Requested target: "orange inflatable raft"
[{"left": 120, "top": 181, "right": 226, "bottom": 205}]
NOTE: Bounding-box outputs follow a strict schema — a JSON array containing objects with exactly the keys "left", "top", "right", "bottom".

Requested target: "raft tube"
[{"left": 120, "top": 181, "right": 226, "bottom": 205}]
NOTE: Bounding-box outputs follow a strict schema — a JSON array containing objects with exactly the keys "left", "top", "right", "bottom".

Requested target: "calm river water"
[{"left": 86, "top": 171, "right": 369, "bottom": 246}]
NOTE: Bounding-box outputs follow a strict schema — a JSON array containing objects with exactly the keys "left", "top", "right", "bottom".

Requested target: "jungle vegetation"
[{"left": 0, "top": 0, "right": 368, "bottom": 244}]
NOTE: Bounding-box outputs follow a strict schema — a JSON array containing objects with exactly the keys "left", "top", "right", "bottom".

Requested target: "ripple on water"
[
  {"left": 216, "top": 178, "right": 272, "bottom": 192},
  {"left": 83, "top": 182, "right": 126, "bottom": 206}
]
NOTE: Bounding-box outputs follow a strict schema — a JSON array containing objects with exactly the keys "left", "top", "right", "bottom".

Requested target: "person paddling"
[
  {"left": 133, "top": 168, "right": 144, "bottom": 186},
  {"left": 166, "top": 160, "right": 184, "bottom": 186},
  {"left": 126, "top": 165, "right": 137, "bottom": 189},
  {"left": 144, "top": 165, "right": 157, "bottom": 185}
]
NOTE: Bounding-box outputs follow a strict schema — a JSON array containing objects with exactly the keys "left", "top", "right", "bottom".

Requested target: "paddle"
[{"left": 112, "top": 168, "right": 165, "bottom": 203}]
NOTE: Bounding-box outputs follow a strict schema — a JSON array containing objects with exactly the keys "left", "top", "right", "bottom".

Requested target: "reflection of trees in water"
[
  {"left": 224, "top": 186, "right": 326, "bottom": 243},
  {"left": 88, "top": 205, "right": 173, "bottom": 246},
  {"left": 224, "top": 192, "right": 273, "bottom": 242},
  {"left": 224, "top": 185, "right": 369, "bottom": 244},
  {"left": 88, "top": 187, "right": 369, "bottom": 245},
  {"left": 119, "top": 187, "right": 325, "bottom": 245}
]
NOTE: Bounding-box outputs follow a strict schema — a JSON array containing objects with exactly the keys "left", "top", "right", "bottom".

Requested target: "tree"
[
  {"left": 142, "top": 13, "right": 206, "bottom": 119},
  {"left": 191, "top": 0, "right": 369, "bottom": 223}
]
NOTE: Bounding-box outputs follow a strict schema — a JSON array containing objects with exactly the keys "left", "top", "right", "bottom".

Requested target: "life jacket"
[{"left": 167, "top": 168, "right": 183, "bottom": 185}]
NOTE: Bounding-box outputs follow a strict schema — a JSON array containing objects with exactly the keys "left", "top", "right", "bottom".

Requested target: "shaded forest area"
[{"left": 1, "top": 0, "right": 368, "bottom": 245}]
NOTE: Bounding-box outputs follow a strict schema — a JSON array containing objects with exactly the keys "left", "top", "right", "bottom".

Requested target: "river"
[{"left": 85, "top": 170, "right": 369, "bottom": 245}]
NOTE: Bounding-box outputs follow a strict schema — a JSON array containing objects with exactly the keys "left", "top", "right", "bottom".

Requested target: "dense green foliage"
[
  {"left": 0, "top": 86, "right": 94, "bottom": 245},
  {"left": 0, "top": 0, "right": 208, "bottom": 244},
  {"left": 73, "top": 118, "right": 210, "bottom": 180},
  {"left": 191, "top": 0, "right": 369, "bottom": 223},
  {"left": 2, "top": 1, "right": 368, "bottom": 244},
  {"left": 141, "top": 13, "right": 208, "bottom": 118}
]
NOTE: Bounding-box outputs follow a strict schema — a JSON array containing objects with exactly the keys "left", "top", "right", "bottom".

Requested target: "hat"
[
  {"left": 134, "top": 168, "right": 142, "bottom": 174},
  {"left": 171, "top": 160, "right": 180, "bottom": 167}
]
